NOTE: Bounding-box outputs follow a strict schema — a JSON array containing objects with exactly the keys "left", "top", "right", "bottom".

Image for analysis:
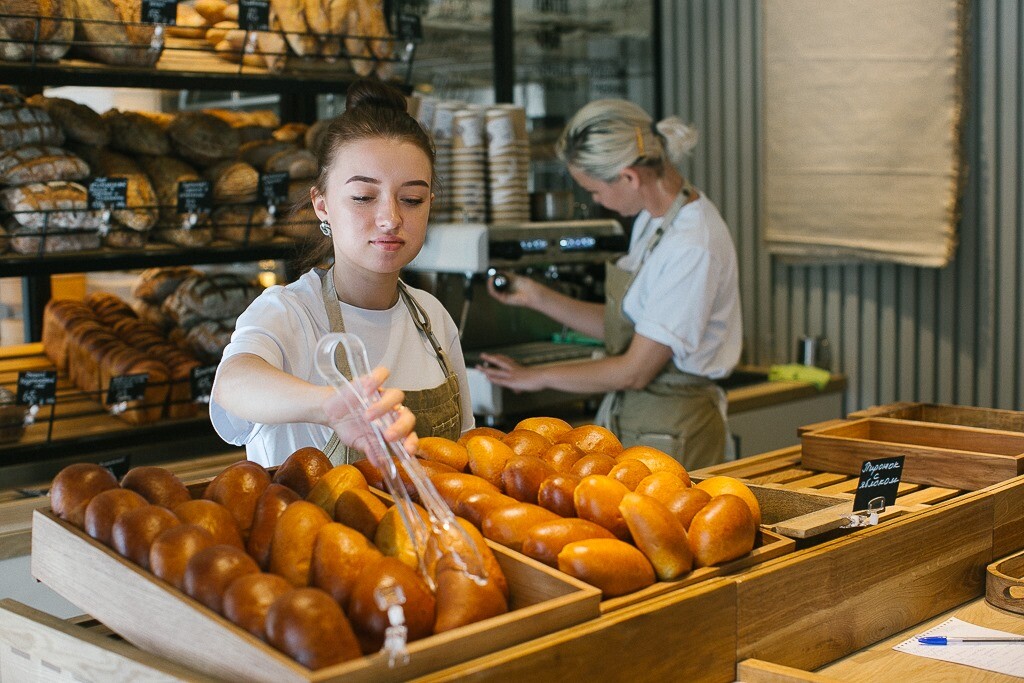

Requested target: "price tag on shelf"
[
  {"left": 16, "top": 370, "right": 56, "bottom": 406},
  {"left": 190, "top": 365, "right": 217, "bottom": 403},
  {"left": 177, "top": 179, "right": 212, "bottom": 214},
  {"left": 88, "top": 177, "right": 128, "bottom": 210},
  {"left": 98, "top": 455, "right": 131, "bottom": 480},
  {"left": 852, "top": 455, "right": 905, "bottom": 510},
  {"left": 258, "top": 171, "right": 289, "bottom": 206},
  {"left": 238, "top": 0, "right": 271, "bottom": 31},
  {"left": 141, "top": 0, "right": 178, "bottom": 25},
  {"left": 397, "top": 12, "right": 423, "bottom": 41},
  {"left": 106, "top": 373, "right": 149, "bottom": 406}
]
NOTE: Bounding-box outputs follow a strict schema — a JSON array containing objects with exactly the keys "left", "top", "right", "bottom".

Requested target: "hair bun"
[
  {"left": 655, "top": 116, "right": 698, "bottom": 165},
  {"left": 345, "top": 78, "right": 408, "bottom": 114}
]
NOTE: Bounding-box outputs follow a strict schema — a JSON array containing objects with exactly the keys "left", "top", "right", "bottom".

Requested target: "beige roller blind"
[{"left": 762, "top": 0, "right": 965, "bottom": 267}]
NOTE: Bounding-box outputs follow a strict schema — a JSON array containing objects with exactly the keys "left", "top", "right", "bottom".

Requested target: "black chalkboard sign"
[
  {"left": 238, "top": 0, "right": 270, "bottom": 31},
  {"left": 99, "top": 455, "right": 131, "bottom": 480},
  {"left": 88, "top": 177, "right": 129, "bottom": 209},
  {"left": 141, "top": 0, "right": 177, "bottom": 24},
  {"left": 190, "top": 365, "right": 218, "bottom": 402},
  {"left": 17, "top": 370, "right": 57, "bottom": 405},
  {"left": 258, "top": 171, "right": 289, "bottom": 205},
  {"left": 853, "top": 455, "right": 905, "bottom": 510},
  {"left": 177, "top": 179, "right": 212, "bottom": 214},
  {"left": 106, "top": 373, "right": 149, "bottom": 405},
  {"left": 397, "top": 12, "right": 423, "bottom": 41}
]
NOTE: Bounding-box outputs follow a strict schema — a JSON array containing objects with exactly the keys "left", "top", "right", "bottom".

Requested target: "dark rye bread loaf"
[
  {"left": 26, "top": 95, "right": 109, "bottom": 146},
  {"left": 168, "top": 112, "right": 241, "bottom": 168},
  {"left": 161, "top": 273, "right": 262, "bottom": 329},
  {"left": 69, "top": 145, "right": 158, "bottom": 231},
  {"left": 103, "top": 110, "right": 170, "bottom": 156},
  {"left": 132, "top": 266, "right": 202, "bottom": 305}
]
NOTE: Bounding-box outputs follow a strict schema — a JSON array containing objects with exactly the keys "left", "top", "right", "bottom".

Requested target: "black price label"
[
  {"left": 396, "top": 12, "right": 423, "bottom": 41},
  {"left": 852, "top": 455, "right": 905, "bottom": 511},
  {"left": 16, "top": 370, "right": 57, "bottom": 406},
  {"left": 88, "top": 177, "right": 128, "bottom": 209},
  {"left": 106, "top": 373, "right": 149, "bottom": 405},
  {"left": 190, "top": 365, "right": 218, "bottom": 402},
  {"left": 238, "top": 0, "right": 270, "bottom": 31},
  {"left": 177, "top": 180, "right": 212, "bottom": 214},
  {"left": 98, "top": 455, "right": 131, "bottom": 480},
  {"left": 141, "top": 0, "right": 178, "bottom": 24},
  {"left": 258, "top": 171, "right": 289, "bottom": 205}
]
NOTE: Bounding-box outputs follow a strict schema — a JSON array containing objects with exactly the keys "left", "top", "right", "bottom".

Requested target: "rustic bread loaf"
[
  {"left": 212, "top": 204, "right": 274, "bottom": 243},
  {"left": 185, "top": 318, "right": 235, "bottom": 363},
  {"left": 162, "top": 273, "right": 261, "bottom": 329},
  {"left": 265, "top": 148, "right": 316, "bottom": 179},
  {"left": 272, "top": 122, "right": 308, "bottom": 145},
  {"left": 0, "top": 182, "right": 103, "bottom": 252},
  {"left": 103, "top": 110, "right": 170, "bottom": 156},
  {"left": 168, "top": 112, "right": 241, "bottom": 168},
  {"left": 0, "top": 105, "right": 64, "bottom": 150},
  {"left": 136, "top": 154, "right": 213, "bottom": 241},
  {"left": 152, "top": 224, "right": 214, "bottom": 248},
  {"left": 0, "top": 145, "right": 90, "bottom": 185},
  {"left": 194, "top": 0, "right": 230, "bottom": 22},
  {"left": 204, "top": 160, "right": 259, "bottom": 204},
  {"left": 102, "top": 228, "right": 150, "bottom": 249},
  {"left": 71, "top": 145, "right": 159, "bottom": 231},
  {"left": 69, "top": 0, "right": 163, "bottom": 66},
  {"left": 276, "top": 202, "right": 317, "bottom": 240},
  {"left": 239, "top": 139, "right": 297, "bottom": 170},
  {"left": 0, "top": 88, "right": 23, "bottom": 105},
  {"left": 42, "top": 299, "right": 96, "bottom": 370},
  {"left": 0, "top": 0, "right": 73, "bottom": 62},
  {"left": 132, "top": 266, "right": 202, "bottom": 305},
  {"left": 26, "top": 95, "right": 110, "bottom": 146}
]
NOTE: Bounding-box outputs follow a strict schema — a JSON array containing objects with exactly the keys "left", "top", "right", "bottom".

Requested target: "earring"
[{"left": 319, "top": 220, "right": 332, "bottom": 236}]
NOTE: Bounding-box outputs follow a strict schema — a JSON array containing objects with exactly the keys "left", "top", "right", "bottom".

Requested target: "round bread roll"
[
  {"left": 555, "top": 424, "right": 623, "bottom": 456},
  {"left": 617, "top": 445, "right": 690, "bottom": 484},
  {"left": 521, "top": 517, "right": 616, "bottom": 567},
  {"left": 150, "top": 524, "right": 217, "bottom": 591},
  {"left": 501, "top": 454, "right": 556, "bottom": 504},
  {"left": 501, "top": 428, "right": 551, "bottom": 459},
  {"left": 433, "top": 548, "right": 509, "bottom": 633},
  {"left": 83, "top": 488, "right": 148, "bottom": 546},
  {"left": 451, "top": 491, "right": 517, "bottom": 529},
  {"left": 120, "top": 466, "right": 192, "bottom": 509},
  {"left": 634, "top": 471, "right": 689, "bottom": 506},
  {"left": 203, "top": 460, "right": 271, "bottom": 538},
  {"left": 266, "top": 587, "right": 361, "bottom": 669},
  {"left": 372, "top": 503, "right": 429, "bottom": 570},
  {"left": 348, "top": 556, "right": 435, "bottom": 654},
  {"left": 247, "top": 483, "right": 301, "bottom": 569},
  {"left": 222, "top": 572, "right": 293, "bottom": 639},
  {"left": 694, "top": 475, "right": 762, "bottom": 527},
  {"left": 456, "top": 426, "right": 505, "bottom": 446},
  {"left": 536, "top": 473, "right": 580, "bottom": 518},
  {"left": 453, "top": 518, "right": 509, "bottom": 601},
  {"left": 664, "top": 487, "right": 711, "bottom": 530},
  {"left": 688, "top": 494, "right": 756, "bottom": 568},
  {"left": 570, "top": 453, "right": 618, "bottom": 478},
  {"left": 573, "top": 475, "right": 632, "bottom": 541},
  {"left": 305, "top": 464, "right": 368, "bottom": 515},
  {"left": 272, "top": 447, "right": 332, "bottom": 498},
  {"left": 465, "top": 435, "right": 514, "bottom": 490},
  {"left": 607, "top": 459, "right": 653, "bottom": 491},
  {"left": 557, "top": 538, "right": 656, "bottom": 597},
  {"left": 50, "top": 463, "right": 119, "bottom": 528},
  {"left": 417, "top": 436, "right": 469, "bottom": 471},
  {"left": 480, "top": 502, "right": 560, "bottom": 553},
  {"left": 540, "top": 442, "right": 585, "bottom": 474},
  {"left": 619, "top": 492, "right": 693, "bottom": 580},
  {"left": 183, "top": 544, "right": 260, "bottom": 613},
  {"left": 269, "top": 501, "right": 332, "bottom": 587},
  {"left": 429, "top": 472, "right": 501, "bottom": 510},
  {"left": 514, "top": 416, "right": 573, "bottom": 442},
  {"left": 111, "top": 504, "right": 180, "bottom": 568},
  {"left": 173, "top": 499, "right": 245, "bottom": 549},
  {"left": 309, "top": 522, "right": 381, "bottom": 608}
]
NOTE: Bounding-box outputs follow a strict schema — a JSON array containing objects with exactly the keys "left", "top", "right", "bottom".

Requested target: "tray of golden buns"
[{"left": 32, "top": 445, "right": 601, "bottom": 682}]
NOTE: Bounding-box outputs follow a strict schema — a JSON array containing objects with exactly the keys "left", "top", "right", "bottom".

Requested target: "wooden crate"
[
  {"left": 850, "top": 401, "right": 1024, "bottom": 432},
  {"left": 415, "top": 578, "right": 739, "bottom": 683},
  {"left": 30, "top": 509, "right": 601, "bottom": 683},
  {"left": 801, "top": 418, "right": 1024, "bottom": 490}
]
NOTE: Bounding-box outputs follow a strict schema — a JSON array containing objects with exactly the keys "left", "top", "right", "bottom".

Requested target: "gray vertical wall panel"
[{"left": 662, "top": 0, "right": 1022, "bottom": 412}]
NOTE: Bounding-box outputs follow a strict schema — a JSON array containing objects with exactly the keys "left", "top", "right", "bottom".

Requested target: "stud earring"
[{"left": 319, "top": 220, "right": 332, "bottom": 236}]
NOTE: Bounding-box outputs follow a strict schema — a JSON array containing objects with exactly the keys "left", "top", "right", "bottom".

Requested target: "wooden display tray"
[
  {"left": 985, "top": 547, "right": 1024, "bottom": 615},
  {"left": 801, "top": 417, "right": 1024, "bottom": 491},
  {"left": 849, "top": 401, "right": 1024, "bottom": 432},
  {"left": 30, "top": 509, "right": 601, "bottom": 683},
  {"left": 598, "top": 528, "right": 794, "bottom": 613}
]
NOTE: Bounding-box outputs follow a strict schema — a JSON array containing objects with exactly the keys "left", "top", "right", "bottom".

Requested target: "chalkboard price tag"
[
  {"left": 88, "top": 177, "right": 129, "bottom": 209},
  {"left": 98, "top": 455, "right": 131, "bottom": 479},
  {"left": 190, "top": 365, "right": 218, "bottom": 402},
  {"left": 258, "top": 171, "right": 289, "bottom": 205},
  {"left": 141, "top": 0, "right": 178, "bottom": 24},
  {"left": 396, "top": 12, "right": 423, "bottom": 41},
  {"left": 177, "top": 179, "right": 212, "bottom": 214},
  {"left": 853, "top": 455, "right": 905, "bottom": 511},
  {"left": 106, "top": 373, "right": 149, "bottom": 405},
  {"left": 16, "top": 370, "right": 57, "bottom": 406},
  {"left": 238, "top": 0, "right": 270, "bottom": 31}
]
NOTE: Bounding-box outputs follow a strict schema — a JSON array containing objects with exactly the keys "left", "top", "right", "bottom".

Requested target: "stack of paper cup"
[
  {"left": 450, "top": 107, "right": 487, "bottom": 223},
  {"left": 430, "top": 101, "right": 462, "bottom": 224},
  {"left": 486, "top": 104, "right": 530, "bottom": 224}
]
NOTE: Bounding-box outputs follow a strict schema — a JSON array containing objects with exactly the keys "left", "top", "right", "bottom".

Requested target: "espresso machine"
[{"left": 405, "top": 219, "right": 627, "bottom": 426}]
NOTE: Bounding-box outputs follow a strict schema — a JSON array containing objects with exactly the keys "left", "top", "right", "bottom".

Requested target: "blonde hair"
[{"left": 556, "top": 99, "right": 698, "bottom": 182}]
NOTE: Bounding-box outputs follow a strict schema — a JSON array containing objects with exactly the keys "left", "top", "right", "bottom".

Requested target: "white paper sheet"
[{"left": 893, "top": 616, "right": 1024, "bottom": 677}]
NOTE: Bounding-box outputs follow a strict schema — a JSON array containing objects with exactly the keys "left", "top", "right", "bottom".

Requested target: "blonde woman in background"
[{"left": 480, "top": 99, "right": 741, "bottom": 470}]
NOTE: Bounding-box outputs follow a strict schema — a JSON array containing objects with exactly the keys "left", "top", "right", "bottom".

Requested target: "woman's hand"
[
  {"left": 323, "top": 367, "right": 418, "bottom": 455},
  {"left": 477, "top": 353, "right": 546, "bottom": 392}
]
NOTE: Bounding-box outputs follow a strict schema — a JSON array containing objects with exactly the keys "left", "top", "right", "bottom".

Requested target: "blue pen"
[{"left": 919, "top": 636, "right": 1024, "bottom": 645}]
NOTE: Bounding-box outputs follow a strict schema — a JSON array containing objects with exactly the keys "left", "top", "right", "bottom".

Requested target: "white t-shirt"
[
  {"left": 209, "top": 270, "right": 475, "bottom": 467},
  {"left": 616, "top": 194, "right": 742, "bottom": 379}
]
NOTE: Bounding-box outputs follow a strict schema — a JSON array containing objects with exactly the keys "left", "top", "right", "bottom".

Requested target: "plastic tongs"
[{"left": 315, "top": 332, "right": 488, "bottom": 588}]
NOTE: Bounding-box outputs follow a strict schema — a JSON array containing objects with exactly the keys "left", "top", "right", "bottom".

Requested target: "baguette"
[{"left": 269, "top": 0, "right": 317, "bottom": 56}]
